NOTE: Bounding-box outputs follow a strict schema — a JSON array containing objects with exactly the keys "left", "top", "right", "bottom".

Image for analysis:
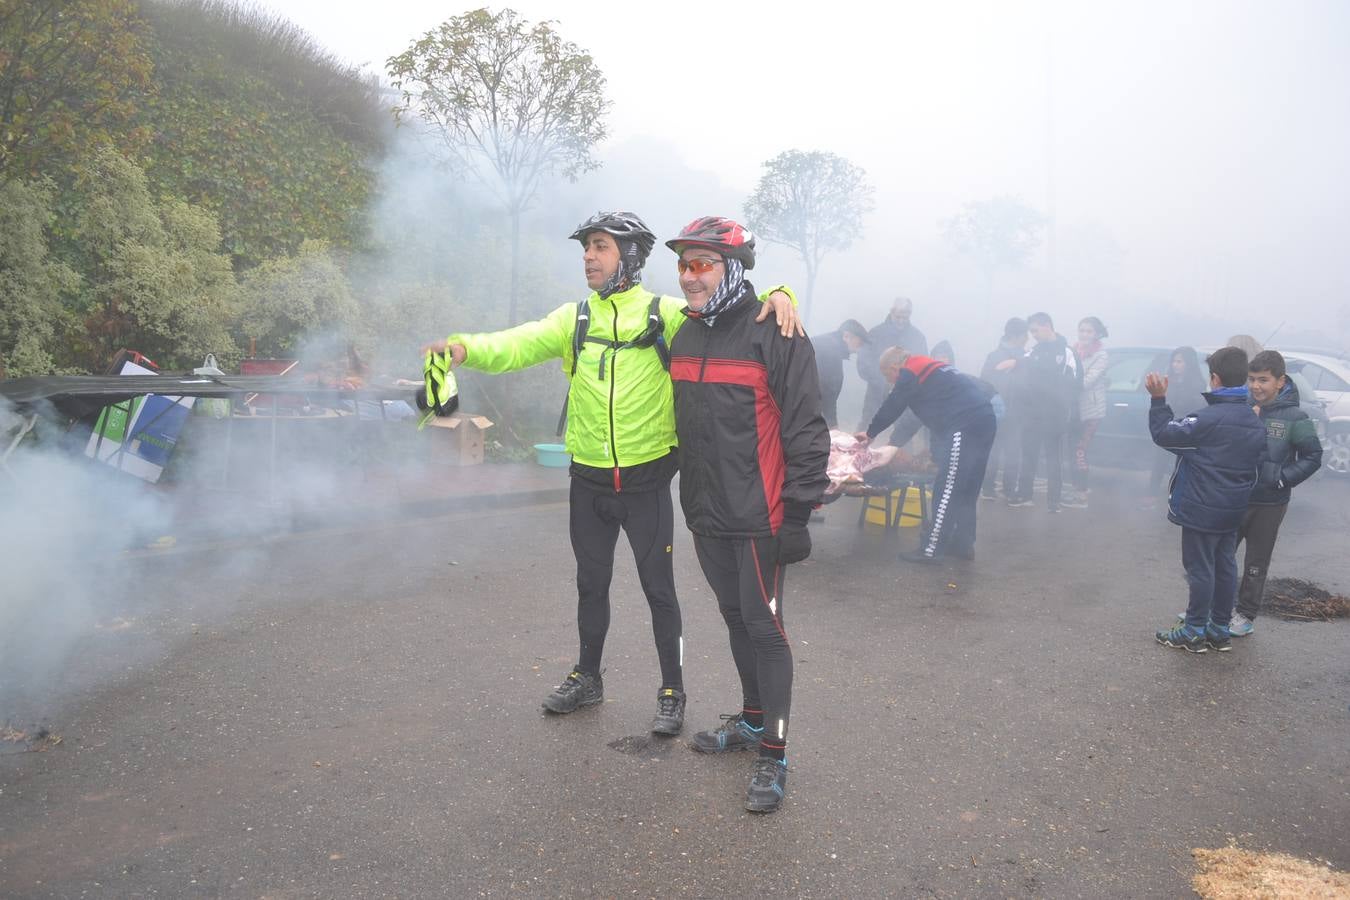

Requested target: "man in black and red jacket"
[
  {"left": 665, "top": 216, "right": 829, "bottom": 815},
  {"left": 856, "top": 347, "right": 997, "bottom": 563}
]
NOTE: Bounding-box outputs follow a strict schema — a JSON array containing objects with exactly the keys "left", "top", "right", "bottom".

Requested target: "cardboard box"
[{"left": 424, "top": 413, "right": 493, "bottom": 465}]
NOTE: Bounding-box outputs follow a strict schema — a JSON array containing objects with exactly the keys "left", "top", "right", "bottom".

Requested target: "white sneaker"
[{"left": 1229, "top": 613, "right": 1255, "bottom": 637}]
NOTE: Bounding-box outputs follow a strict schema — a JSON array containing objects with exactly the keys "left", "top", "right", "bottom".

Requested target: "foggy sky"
[{"left": 261, "top": 0, "right": 1350, "bottom": 350}]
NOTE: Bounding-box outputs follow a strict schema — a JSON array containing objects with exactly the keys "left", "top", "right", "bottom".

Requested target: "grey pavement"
[
  {"left": 160, "top": 459, "right": 572, "bottom": 546},
  {"left": 1, "top": 465, "right": 1348, "bottom": 898}
]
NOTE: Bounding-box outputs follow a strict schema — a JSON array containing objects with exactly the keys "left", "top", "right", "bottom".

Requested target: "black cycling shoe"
[
  {"left": 745, "top": 756, "right": 788, "bottom": 813},
  {"left": 691, "top": 713, "right": 764, "bottom": 753},
  {"left": 541, "top": 668, "right": 603, "bottom": 714},
  {"left": 649, "top": 687, "right": 686, "bottom": 735}
]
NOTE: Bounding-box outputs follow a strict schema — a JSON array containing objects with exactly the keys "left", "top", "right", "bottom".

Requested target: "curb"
[{"left": 151, "top": 485, "right": 572, "bottom": 551}]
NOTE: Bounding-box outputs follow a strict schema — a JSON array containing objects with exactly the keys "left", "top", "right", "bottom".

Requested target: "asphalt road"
[{"left": 2, "top": 469, "right": 1348, "bottom": 898}]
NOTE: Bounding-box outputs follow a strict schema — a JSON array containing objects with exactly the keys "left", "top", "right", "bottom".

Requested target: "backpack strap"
[
  {"left": 558, "top": 299, "right": 589, "bottom": 436},
  {"left": 556, "top": 294, "right": 669, "bottom": 437},
  {"left": 647, "top": 294, "right": 670, "bottom": 371},
  {"left": 569, "top": 299, "right": 591, "bottom": 378}
]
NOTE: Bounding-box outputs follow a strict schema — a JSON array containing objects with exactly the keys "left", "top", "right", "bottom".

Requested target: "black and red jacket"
[
  {"left": 867, "top": 355, "right": 995, "bottom": 439},
  {"left": 670, "top": 288, "right": 830, "bottom": 538}
]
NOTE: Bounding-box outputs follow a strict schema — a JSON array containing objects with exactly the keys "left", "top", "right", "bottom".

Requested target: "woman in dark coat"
[{"left": 1148, "top": 346, "right": 1208, "bottom": 495}]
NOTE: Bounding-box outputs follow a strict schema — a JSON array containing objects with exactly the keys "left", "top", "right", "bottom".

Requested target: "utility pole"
[{"left": 1045, "top": 6, "right": 1058, "bottom": 305}]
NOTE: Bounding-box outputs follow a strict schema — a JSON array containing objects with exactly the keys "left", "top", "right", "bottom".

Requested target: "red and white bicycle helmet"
[{"left": 665, "top": 216, "right": 756, "bottom": 269}]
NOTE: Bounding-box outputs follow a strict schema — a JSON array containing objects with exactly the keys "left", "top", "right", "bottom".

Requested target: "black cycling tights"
[
  {"left": 568, "top": 476, "right": 683, "bottom": 689},
  {"left": 692, "top": 533, "right": 791, "bottom": 757}
]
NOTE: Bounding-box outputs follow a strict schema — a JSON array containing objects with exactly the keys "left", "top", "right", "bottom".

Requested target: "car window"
[
  {"left": 1288, "top": 371, "right": 1318, "bottom": 405},
  {"left": 1287, "top": 359, "right": 1350, "bottom": 392},
  {"left": 1326, "top": 369, "right": 1350, "bottom": 392},
  {"left": 1300, "top": 362, "right": 1329, "bottom": 390},
  {"left": 1103, "top": 351, "right": 1157, "bottom": 392}
]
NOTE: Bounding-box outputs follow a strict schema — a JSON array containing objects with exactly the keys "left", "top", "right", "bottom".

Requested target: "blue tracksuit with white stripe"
[{"left": 867, "top": 356, "right": 997, "bottom": 558}]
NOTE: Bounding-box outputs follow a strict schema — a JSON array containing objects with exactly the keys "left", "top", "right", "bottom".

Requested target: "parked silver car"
[
  {"left": 1093, "top": 346, "right": 1331, "bottom": 471},
  {"left": 1282, "top": 351, "right": 1350, "bottom": 476}
]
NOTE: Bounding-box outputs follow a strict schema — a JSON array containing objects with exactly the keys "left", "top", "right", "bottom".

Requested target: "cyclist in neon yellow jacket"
[{"left": 431, "top": 212, "right": 799, "bottom": 736}]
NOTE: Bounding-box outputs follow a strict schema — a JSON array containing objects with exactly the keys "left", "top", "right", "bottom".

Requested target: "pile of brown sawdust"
[
  {"left": 1263, "top": 577, "right": 1350, "bottom": 622},
  {"left": 1193, "top": 846, "right": 1350, "bottom": 898}
]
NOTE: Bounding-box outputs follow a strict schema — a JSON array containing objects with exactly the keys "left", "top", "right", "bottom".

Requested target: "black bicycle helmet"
[
  {"left": 569, "top": 211, "right": 656, "bottom": 264},
  {"left": 665, "top": 216, "right": 756, "bottom": 269}
]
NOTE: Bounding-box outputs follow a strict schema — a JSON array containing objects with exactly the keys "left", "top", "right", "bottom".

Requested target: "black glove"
[{"left": 777, "top": 503, "right": 813, "bottom": 565}]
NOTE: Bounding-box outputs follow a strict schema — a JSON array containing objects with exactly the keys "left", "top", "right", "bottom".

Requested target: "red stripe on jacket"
[
  {"left": 670, "top": 356, "right": 787, "bottom": 534},
  {"left": 903, "top": 355, "right": 946, "bottom": 383}
]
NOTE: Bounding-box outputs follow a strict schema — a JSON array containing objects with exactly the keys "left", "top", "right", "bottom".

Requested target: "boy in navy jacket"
[{"left": 1148, "top": 346, "right": 1266, "bottom": 653}]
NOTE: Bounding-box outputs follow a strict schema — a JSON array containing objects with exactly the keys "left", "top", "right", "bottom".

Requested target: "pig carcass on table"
[{"left": 824, "top": 430, "right": 899, "bottom": 496}]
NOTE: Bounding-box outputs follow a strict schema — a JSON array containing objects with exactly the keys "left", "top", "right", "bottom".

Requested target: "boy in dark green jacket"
[{"left": 1231, "top": 350, "right": 1322, "bottom": 636}]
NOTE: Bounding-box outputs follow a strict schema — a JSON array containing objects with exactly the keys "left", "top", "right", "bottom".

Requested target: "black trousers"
[
  {"left": 569, "top": 475, "right": 683, "bottom": 688},
  {"left": 693, "top": 533, "right": 791, "bottom": 756},
  {"left": 1017, "top": 422, "right": 1065, "bottom": 507},
  {"left": 981, "top": 413, "right": 1021, "bottom": 496},
  {"left": 925, "top": 414, "right": 996, "bottom": 557},
  {"left": 1235, "top": 503, "right": 1289, "bottom": 622}
]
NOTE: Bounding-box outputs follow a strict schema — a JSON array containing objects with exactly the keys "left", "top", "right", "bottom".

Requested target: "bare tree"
[
  {"left": 743, "top": 150, "right": 874, "bottom": 324},
  {"left": 387, "top": 8, "right": 609, "bottom": 323},
  {"left": 942, "top": 195, "right": 1046, "bottom": 303}
]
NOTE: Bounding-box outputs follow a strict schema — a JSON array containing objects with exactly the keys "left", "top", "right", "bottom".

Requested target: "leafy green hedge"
[{"left": 134, "top": 0, "right": 386, "bottom": 267}]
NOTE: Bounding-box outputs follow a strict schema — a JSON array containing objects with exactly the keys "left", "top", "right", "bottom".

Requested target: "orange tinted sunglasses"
[{"left": 677, "top": 257, "right": 722, "bottom": 275}]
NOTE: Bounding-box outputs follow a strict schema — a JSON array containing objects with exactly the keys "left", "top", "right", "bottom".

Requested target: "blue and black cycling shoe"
[
  {"left": 691, "top": 713, "right": 763, "bottom": 753},
  {"left": 745, "top": 756, "right": 788, "bottom": 813}
]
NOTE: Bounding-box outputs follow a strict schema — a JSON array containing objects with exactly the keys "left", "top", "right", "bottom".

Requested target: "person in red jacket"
[
  {"left": 666, "top": 216, "right": 830, "bottom": 814},
  {"left": 855, "top": 347, "right": 997, "bottom": 562}
]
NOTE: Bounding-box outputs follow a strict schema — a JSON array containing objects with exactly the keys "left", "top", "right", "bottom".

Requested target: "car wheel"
[{"left": 1326, "top": 426, "right": 1350, "bottom": 477}]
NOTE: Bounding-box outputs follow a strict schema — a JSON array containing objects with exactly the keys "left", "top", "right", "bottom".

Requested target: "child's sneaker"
[
  {"left": 1156, "top": 622, "right": 1208, "bottom": 653},
  {"left": 1229, "top": 613, "right": 1255, "bottom": 637},
  {"left": 1204, "top": 623, "right": 1232, "bottom": 652}
]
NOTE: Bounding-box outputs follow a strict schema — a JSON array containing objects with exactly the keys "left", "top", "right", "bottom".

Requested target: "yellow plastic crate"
[{"left": 862, "top": 488, "right": 929, "bottom": 528}]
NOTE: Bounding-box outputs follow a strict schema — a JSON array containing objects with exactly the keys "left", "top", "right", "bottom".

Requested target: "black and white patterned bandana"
[{"left": 687, "top": 258, "right": 747, "bottom": 325}]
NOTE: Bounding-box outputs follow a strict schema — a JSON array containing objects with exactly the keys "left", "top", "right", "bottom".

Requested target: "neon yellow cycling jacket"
[{"left": 448, "top": 283, "right": 792, "bottom": 469}]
